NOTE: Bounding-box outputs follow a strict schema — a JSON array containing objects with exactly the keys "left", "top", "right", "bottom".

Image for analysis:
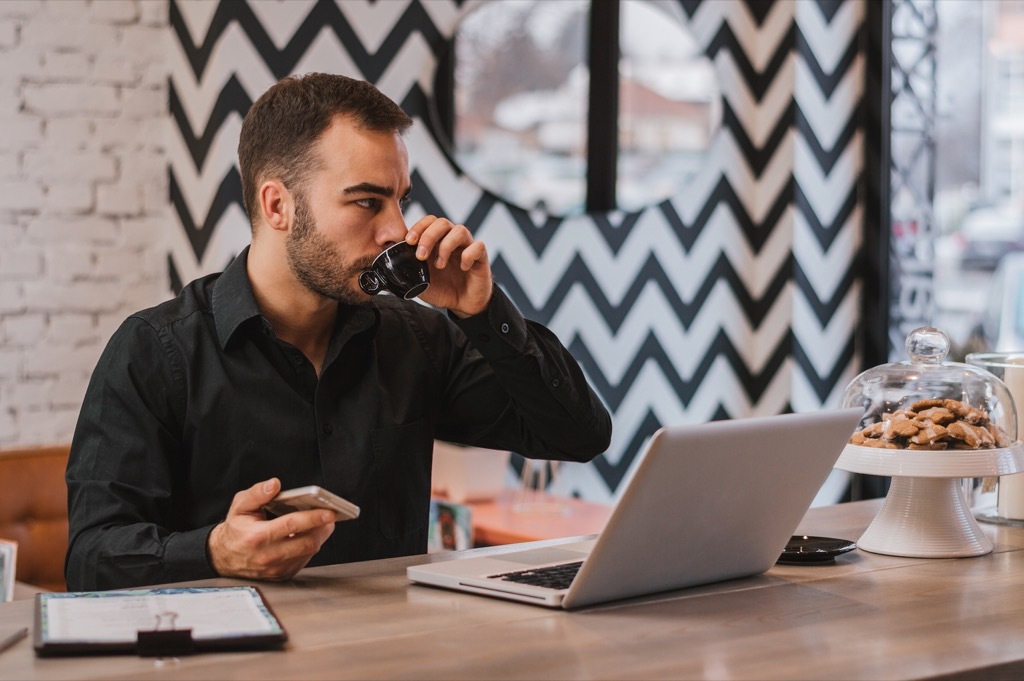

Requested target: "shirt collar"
[
  {"left": 212, "top": 246, "right": 380, "bottom": 350},
  {"left": 212, "top": 246, "right": 264, "bottom": 349}
]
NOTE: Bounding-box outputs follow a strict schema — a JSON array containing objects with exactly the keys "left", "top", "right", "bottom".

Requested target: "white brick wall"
[{"left": 0, "top": 0, "right": 169, "bottom": 446}]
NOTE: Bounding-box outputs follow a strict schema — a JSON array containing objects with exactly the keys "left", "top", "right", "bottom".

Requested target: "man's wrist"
[
  {"left": 450, "top": 306, "right": 481, "bottom": 320},
  {"left": 450, "top": 297, "right": 491, "bottom": 319},
  {"left": 206, "top": 522, "right": 226, "bottom": 576}
]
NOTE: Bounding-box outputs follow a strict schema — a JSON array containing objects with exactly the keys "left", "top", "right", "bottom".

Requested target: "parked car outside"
[
  {"left": 967, "top": 252, "right": 1024, "bottom": 352},
  {"left": 957, "top": 204, "right": 1024, "bottom": 272}
]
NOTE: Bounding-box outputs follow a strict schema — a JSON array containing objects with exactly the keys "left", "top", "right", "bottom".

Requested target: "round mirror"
[{"left": 438, "top": 0, "right": 721, "bottom": 217}]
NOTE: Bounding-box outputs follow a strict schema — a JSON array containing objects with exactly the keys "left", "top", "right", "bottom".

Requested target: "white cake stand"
[{"left": 837, "top": 443, "right": 1024, "bottom": 557}]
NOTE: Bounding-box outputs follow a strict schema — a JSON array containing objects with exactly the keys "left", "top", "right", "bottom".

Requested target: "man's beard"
[{"left": 286, "top": 195, "right": 374, "bottom": 305}]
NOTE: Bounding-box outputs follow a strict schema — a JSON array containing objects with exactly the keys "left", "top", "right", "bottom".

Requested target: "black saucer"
[{"left": 776, "top": 535, "right": 856, "bottom": 564}]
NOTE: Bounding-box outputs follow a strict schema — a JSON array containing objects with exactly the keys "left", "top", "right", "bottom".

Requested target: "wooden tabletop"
[
  {"left": 2, "top": 499, "right": 1024, "bottom": 680},
  {"left": 11, "top": 581, "right": 44, "bottom": 601}
]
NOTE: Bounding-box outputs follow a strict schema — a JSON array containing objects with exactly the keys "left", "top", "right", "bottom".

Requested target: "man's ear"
[{"left": 257, "top": 179, "right": 292, "bottom": 233}]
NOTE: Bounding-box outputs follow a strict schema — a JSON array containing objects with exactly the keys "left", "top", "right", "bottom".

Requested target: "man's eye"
[
  {"left": 400, "top": 196, "right": 411, "bottom": 212},
  {"left": 355, "top": 198, "right": 379, "bottom": 210}
]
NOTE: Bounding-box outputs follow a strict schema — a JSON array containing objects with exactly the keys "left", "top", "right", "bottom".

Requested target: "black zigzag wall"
[{"left": 167, "top": 0, "right": 865, "bottom": 503}]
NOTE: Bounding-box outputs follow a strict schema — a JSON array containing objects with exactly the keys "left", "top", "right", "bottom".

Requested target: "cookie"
[
  {"left": 884, "top": 415, "right": 920, "bottom": 438},
  {"left": 914, "top": 407, "right": 956, "bottom": 425},
  {"left": 849, "top": 398, "right": 1006, "bottom": 451}
]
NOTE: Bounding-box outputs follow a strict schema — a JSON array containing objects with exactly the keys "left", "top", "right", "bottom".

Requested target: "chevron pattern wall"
[{"left": 167, "top": 0, "right": 865, "bottom": 504}]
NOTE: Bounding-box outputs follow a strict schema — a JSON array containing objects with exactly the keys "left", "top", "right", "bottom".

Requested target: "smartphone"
[{"left": 262, "top": 485, "right": 360, "bottom": 521}]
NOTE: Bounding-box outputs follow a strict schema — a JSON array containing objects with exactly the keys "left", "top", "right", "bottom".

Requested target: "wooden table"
[
  {"left": 2, "top": 499, "right": 1024, "bottom": 680},
  {"left": 11, "top": 581, "right": 44, "bottom": 601},
  {"left": 467, "top": 490, "right": 612, "bottom": 546}
]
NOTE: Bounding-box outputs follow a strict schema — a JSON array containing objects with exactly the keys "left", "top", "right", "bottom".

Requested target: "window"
[
  {"left": 934, "top": 0, "right": 1024, "bottom": 356},
  {"left": 436, "top": 0, "right": 720, "bottom": 217}
]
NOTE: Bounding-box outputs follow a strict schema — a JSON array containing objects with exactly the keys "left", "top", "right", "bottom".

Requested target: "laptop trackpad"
[{"left": 500, "top": 548, "right": 590, "bottom": 565}]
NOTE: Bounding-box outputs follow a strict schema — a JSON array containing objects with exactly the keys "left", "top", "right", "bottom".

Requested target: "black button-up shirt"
[{"left": 66, "top": 248, "right": 611, "bottom": 591}]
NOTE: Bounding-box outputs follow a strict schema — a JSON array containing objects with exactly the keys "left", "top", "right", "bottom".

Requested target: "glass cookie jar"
[
  {"left": 837, "top": 326, "right": 1024, "bottom": 557},
  {"left": 844, "top": 326, "right": 1017, "bottom": 454}
]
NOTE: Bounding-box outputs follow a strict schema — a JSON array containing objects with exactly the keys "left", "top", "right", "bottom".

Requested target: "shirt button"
[
  {"left": 322, "top": 423, "right": 333, "bottom": 435},
  {"left": 551, "top": 378, "right": 560, "bottom": 388},
  {"left": 500, "top": 322, "right": 510, "bottom": 334}
]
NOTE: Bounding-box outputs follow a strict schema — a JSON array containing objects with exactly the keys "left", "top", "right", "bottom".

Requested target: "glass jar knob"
[{"left": 905, "top": 326, "right": 950, "bottom": 365}]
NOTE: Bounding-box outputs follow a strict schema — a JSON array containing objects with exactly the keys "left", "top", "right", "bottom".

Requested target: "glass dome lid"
[{"left": 841, "top": 326, "right": 1017, "bottom": 450}]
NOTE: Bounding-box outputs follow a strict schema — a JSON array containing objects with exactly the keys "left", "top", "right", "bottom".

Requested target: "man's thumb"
[{"left": 257, "top": 477, "right": 281, "bottom": 501}]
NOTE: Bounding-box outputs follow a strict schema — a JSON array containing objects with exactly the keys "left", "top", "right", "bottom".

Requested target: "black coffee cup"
[{"left": 358, "top": 241, "right": 430, "bottom": 300}]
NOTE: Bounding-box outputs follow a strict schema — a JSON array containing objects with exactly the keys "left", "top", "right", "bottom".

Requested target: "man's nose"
[{"left": 377, "top": 203, "right": 408, "bottom": 246}]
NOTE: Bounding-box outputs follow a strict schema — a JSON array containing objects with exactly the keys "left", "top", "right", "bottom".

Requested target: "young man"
[{"left": 65, "top": 73, "right": 612, "bottom": 591}]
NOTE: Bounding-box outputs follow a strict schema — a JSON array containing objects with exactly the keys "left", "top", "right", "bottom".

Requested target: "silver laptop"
[{"left": 407, "top": 408, "right": 863, "bottom": 610}]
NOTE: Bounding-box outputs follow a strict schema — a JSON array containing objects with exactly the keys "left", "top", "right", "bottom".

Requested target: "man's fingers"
[
  {"left": 229, "top": 477, "right": 281, "bottom": 516},
  {"left": 407, "top": 217, "right": 469, "bottom": 264},
  {"left": 404, "top": 214, "right": 437, "bottom": 246},
  {"left": 280, "top": 522, "right": 335, "bottom": 555},
  {"left": 459, "top": 241, "right": 487, "bottom": 271},
  {"left": 433, "top": 225, "right": 474, "bottom": 268},
  {"left": 254, "top": 520, "right": 335, "bottom": 577},
  {"left": 233, "top": 511, "right": 333, "bottom": 560},
  {"left": 267, "top": 509, "right": 337, "bottom": 540}
]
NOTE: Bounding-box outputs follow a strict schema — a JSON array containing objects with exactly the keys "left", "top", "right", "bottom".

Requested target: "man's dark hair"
[{"left": 238, "top": 72, "right": 413, "bottom": 226}]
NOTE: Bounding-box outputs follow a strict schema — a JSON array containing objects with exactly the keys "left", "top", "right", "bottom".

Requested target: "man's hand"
[
  {"left": 405, "top": 215, "right": 492, "bottom": 318},
  {"left": 207, "top": 478, "right": 336, "bottom": 581}
]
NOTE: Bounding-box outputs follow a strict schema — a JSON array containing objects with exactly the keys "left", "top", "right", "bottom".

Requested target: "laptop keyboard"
[{"left": 490, "top": 561, "right": 584, "bottom": 590}]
